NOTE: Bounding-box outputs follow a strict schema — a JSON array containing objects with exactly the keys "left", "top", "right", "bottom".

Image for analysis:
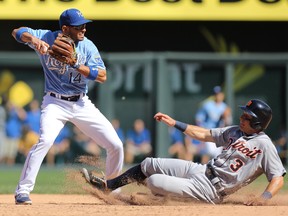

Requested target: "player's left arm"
[
  {"left": 245, "top": 175, "right": 284, "bottom": 206},
  {"left": 263, "top": 175, "right": 284, "bottom": 198},
  {"left": 76, "top": 66, "right": 106, "bottom": 83},
  {"left": 76, "top": 40, "right": 107, "bottom": 83}
]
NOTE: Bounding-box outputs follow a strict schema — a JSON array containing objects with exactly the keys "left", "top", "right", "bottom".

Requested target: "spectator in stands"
[
  {"left": 168, "top": 127, "right": 186, "bottom": 159},
  {"left": 46, "top": 125, "right": 71, "bottom": 166},
  {"left": 70, "top": 125, "right": 101, "bottom": 160},
  {"left": 16, "top": 99, "right": 41, "bottom": 164},
  {"left": 17, "top": 124, "right": 39, "bottom": 164},
  {"left": 195, "top": 86, "right": 232, "bottom": 163},
  {"left": 125, "top": 119, "right": 152, "bottom": 164},
  {"left": 184, "top": 136, "right": 206, "bottom": 163},
  {"left": 0, "top": 96, "right": 7, "bottom": 163},
  {"left": 24, "top": 99, "right": 41, "bottom": 135},
  {"left": 3, "top": 100, "right": 26, "bottom": 165},
  {"left": 111, "top": 118, "right": 125, "bottom": 144}
]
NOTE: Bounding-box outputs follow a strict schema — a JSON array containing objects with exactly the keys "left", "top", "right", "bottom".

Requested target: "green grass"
[
  {"left": 0, "top": 165, "right": 81, "bottom": 194},
  {"left": 1, "top": 165, "right": 287, "bottom": 195}
]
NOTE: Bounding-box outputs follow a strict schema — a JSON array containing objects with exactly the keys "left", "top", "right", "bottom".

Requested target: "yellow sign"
[
  {"left": 0, "top": 0, "right": 287, "bottom": 21},
  {"left": 9, "top": 81, "right": 34, "bottom": 108}
]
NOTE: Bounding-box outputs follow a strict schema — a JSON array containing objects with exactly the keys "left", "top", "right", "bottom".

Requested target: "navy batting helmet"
[{"left": 239, "top": 99, "right": 272, "bottom": 130}]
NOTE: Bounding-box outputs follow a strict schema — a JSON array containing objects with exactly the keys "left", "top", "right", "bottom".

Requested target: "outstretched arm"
[
  {"left": 12, "top": 27, "right": 106, "bottom": 83},
  {"left": 154, "top": 112, "right": 214, "bottom": 142},
  {"left": 244, "top": 176, "right": 284, "bottom": 206},
  {"left": 11, "top": 27, "right": 50, "bottom": 55}
]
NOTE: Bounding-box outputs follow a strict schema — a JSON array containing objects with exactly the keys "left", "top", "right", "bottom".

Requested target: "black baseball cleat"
[{"left": 81, "top": 168, "right": 108, "bottom": 191}]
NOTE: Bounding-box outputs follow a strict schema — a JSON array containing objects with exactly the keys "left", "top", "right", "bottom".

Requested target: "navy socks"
[{"left": 107, "top": 164, "right": 147, "bottom": 191}]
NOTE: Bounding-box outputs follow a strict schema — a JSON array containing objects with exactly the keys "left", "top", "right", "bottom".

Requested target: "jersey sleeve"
[
  {"left": 26, "top": 28, "right": 51, "bottom": 50},
  {"left": 261, "top": 138, "right": 286, "bottom": 181},
  {"left": 211, "top": 126, "right": 239, "bottom": 147},
  {"left": 85, "top": 40, "right": 106, "bottom": 70}
]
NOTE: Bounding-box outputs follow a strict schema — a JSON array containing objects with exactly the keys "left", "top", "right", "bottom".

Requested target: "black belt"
[
  {"left": 205, "top": 164, "right": 227, "bottom": 197},
  {"left": 49, "top": 92, "right": 84, "bottom": 102}
]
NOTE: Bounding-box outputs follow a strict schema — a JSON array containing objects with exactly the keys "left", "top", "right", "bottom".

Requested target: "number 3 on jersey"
[{"left": 230, "top": 158, "right": 245, "bottom": 172}]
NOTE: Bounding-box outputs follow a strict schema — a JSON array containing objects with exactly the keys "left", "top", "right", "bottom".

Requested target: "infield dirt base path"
[{"left": 1, "top": 193, "right": 288, "bottom": 216}]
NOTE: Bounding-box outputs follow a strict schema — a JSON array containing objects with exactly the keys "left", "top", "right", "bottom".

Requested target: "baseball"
[{"left": 40, "top": 45, "right": 48, "bottom": 54}]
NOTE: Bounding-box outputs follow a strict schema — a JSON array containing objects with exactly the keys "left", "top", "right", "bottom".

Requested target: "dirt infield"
[
  {"left": 1, "top": 192, "right": 288, "bottom": 216},
  {"left": 1, "top": 157, "right": 287, "bottom": 216}
]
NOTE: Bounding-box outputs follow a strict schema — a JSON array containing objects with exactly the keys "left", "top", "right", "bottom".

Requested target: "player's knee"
[
  {"left": 146, "top": 175, "right": 166, "bottom": 196},
  {"left": 141, "top": 157, "right": 153, "bottom": 164},
  {"left": 113, "top": 141, "right": 124, "bottom": 152},
  {"left": 147, "top": 175, "right": 161, "bottom": 188},
  {"left": 140, "top": 157, "right": 153, "bottom": 171}
]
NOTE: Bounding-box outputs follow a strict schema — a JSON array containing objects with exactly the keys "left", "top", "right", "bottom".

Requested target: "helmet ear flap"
[{"left": 250, "top": 121, "right": 262, "bottom": 131}]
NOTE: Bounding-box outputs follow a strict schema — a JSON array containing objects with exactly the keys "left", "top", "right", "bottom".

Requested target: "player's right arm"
[
  {"left": 11, "top": 27, "right": 49, "bottom": 54},
  {"left": 154, "top": 112, "right": 214, "bottom": 142},
  {"left": 12, "top": 27, "right": 33, "bottom": 43}
]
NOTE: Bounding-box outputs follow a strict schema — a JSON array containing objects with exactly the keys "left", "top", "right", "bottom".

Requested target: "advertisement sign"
[{"left": 0, "top": 0, "right": 287, "bottom": 21}]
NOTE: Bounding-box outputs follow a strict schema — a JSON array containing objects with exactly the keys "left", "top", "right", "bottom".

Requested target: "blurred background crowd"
[{"left": 1, "top": 85, "right": 286, "bottom": 167}]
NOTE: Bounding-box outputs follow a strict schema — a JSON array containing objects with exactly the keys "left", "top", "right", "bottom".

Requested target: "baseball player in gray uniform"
[
  {"left": 82, "top": 99, "right": 286, "bottom": 205},
  {"left": 12, "top": 8, "right": 124, "bottom": 205}
]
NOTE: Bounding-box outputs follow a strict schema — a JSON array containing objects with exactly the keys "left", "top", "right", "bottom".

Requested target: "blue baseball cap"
[
  {"left": 59, "top": 8, "right": 92, "bottom": 28},
  {"left": 213, "top": 86, "right": 222, "bottom": 94}
]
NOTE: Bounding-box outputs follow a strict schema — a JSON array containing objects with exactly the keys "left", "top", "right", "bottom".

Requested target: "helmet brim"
[{"left": 239, "top": 106, "right": 257, "bottom": 118}]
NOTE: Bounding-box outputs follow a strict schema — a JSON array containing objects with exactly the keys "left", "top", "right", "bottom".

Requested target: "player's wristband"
[
  {"left": 16, "top": 27, "right": 29, "bottom": 43},
  {"left": 174, "top": 121, "right": 188, "bottom": 132},
  {"left": 87, "top": 66, "right": 99, "bottom": 80},
  {"left": 261, "top": 191, "right": 272, "bottom": 200}
]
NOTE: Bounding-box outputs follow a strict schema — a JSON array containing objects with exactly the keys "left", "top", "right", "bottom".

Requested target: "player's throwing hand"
[{"left": 154, "top": 112, "right": 176, "bottom": 127}]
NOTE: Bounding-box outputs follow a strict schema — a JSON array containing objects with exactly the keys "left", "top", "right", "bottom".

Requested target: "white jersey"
[{"left": 211, "top": 125, "right": 286, "bottom": 195}]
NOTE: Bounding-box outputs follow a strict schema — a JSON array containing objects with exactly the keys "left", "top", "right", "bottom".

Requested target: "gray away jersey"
[{"left": 210, "top": 126, "right": 286, "bottom": 195}]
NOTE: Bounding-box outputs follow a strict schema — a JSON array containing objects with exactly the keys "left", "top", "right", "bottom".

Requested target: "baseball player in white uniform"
[
  {"left": 82, "top": 99, "right": 286, "bottom": 205},
  {"left": 12, "top": 8, "right": 124, "bottom": 205}
]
